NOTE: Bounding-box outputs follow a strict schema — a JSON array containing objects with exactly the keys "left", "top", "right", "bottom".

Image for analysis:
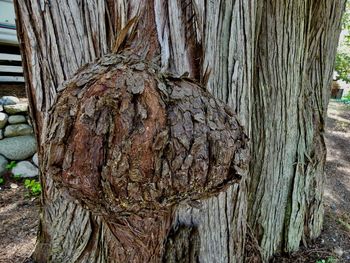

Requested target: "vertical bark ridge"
[
  {"left": 249, "top": 1, "right": 304, "bottom": 256},
  {"left": 173, "top": 183, "right": 247, "bottom": 262},
  {"left": 160, "top": 2, "right": 257, "bottom": 261},
  {"left": 154, "top": 0, "right": 203, "bottom": 79},
  {"left": 285, "top": 0, "right": 344, "bottom": 249}
]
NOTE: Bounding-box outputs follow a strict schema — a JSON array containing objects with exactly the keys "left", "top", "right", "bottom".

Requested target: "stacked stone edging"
[{"left": 0, "top": 96, "right": 38, "bottom": 177}]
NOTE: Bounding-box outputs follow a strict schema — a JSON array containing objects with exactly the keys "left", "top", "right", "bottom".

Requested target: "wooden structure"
[{"left": 0, "top": 0, "right": 25, "bottom": 97}]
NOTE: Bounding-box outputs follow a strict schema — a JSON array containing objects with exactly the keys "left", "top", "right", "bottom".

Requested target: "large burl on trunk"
[
  {"left": 38, "top": 52, "right": 248, "bottom": 262},
  {"left": 15, "top": 0, "right": 345, "bottom": 262}
]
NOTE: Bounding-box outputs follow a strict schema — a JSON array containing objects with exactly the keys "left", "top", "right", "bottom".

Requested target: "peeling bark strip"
[{"left": 45, "top": 53, "right": 248, "bottom": 217}]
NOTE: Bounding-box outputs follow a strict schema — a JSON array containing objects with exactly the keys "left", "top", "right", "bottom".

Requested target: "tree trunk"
[
  {"left": 14, "top": 0, "right": 344, "bottom": 262},
  {"left": 248, "top": 1, "right": 345, "bottom": 258}
]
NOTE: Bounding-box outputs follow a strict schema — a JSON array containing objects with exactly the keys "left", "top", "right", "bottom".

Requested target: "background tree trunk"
[
  {"left": 14, "top": 0, "right": 345, "bottom": 262},
  {"left": 247, "top": 1, "right": 345, "bottom": 258}
]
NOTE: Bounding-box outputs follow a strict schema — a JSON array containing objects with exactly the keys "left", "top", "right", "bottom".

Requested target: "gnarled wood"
[{"left": 45, "top": 53, "right": 248, "bottom": 218}]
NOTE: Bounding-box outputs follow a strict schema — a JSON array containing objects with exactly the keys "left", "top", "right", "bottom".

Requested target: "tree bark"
[
  {"left": 248, "top": 1, "right": 345, "bottom": 258},
  {"left": 14, "top": 0, "right": 345, "bottom": 262}
]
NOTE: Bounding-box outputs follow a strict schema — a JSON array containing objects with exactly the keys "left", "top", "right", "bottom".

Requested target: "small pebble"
[
  {"left": 10, "top": 183, "right": 18, "bottom": 189},
  {"left": 334, "top": 247, "right": 344, "bottom": 257}
]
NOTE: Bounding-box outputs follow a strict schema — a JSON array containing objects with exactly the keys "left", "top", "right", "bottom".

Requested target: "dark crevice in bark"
[
  {"left": 163, "top": 225, "right": 200, "bottom": 263},
  {"left": 180, "top": 0, "right": 203, "bottom": 81}
]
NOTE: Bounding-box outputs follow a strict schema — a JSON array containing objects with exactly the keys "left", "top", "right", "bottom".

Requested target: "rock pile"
[{"left": 0, "top": 96, "right": 38, "bottom": 177}]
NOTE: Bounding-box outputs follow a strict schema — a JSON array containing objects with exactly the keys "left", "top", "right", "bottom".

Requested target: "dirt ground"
[
  {"left": 0, "top": 181, "right": 39, "bottom": 263},
  {"left": 0, "top": 101, "right": 349, "bottom": 263}
]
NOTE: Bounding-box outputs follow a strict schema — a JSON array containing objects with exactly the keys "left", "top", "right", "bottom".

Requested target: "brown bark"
[
  {"left": 14, "top": 0, "right": 345, "bottom": 262},
  {"left": 45, "top": 53, "right": 247, "bottom": 218}
]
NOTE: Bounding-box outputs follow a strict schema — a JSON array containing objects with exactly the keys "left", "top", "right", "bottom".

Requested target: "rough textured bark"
[
  {"left": 248, "top": 1, "right": 345, "bottom": 258},
  {"left": 14, "top": 0, "right": 345, "bottom": 262}
]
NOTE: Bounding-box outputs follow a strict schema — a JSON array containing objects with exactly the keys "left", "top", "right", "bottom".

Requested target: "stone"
[
  {"left": 334, "top": 247, "right": 344, "bottom": 257},
  {"left": 10, "top": 183, "right": 18, "bottom": 189},
  {"left": 4, "top": 103, "right": 28, "bottom": 114},
  {"left": 0, "top": 135, "right": 37, "bottom": 160},
  {"left": 4, "top": 124, "right": 33, "bottom": 137},
  {"left": 12, "top": 161, "right": 38, "bottom": 178},
  {"left": 0, "top": 112, "right": 8, "bottom": 129},
  {"left": 0, "top": 105, "right": 3, "bottom": 111},
  {"left": 0, "top": 96, "right": 20, "bottom": 105},
  {"left": 8, "top": 115, "right": 27, "bottom": 124},
  {"left": 0, "top": 155, "right": 8, "bottom": 175},
  {"left": 32, "top": 153, "right": 38, "bottom": 167}
]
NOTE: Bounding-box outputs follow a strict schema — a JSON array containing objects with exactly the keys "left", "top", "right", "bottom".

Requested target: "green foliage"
[
  {"left": 24, "top": 179, "right": 42, "bottom": 196},
  {"left": 5, "top": 160, "right": 17, "bottom": 170},
  {"left": 335, "top": 2, "right": 350, "bottom": 83},
  {"left": 343, "top": 90, "right": 350, "bottom": 100},
  {"left": 334, "top": 52, "right": 350, "bottom": 83},
  {"left": 0, "top": 177, "right": 4, "bottom": 185},
  {"left": 316, "top": 257, "right": 337, "bottom": 263},
  {"left": 342, "top": 2, "right": 350, "bottom": 31}
]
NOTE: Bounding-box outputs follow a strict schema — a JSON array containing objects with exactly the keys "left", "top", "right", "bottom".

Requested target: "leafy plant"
[
  {"left": 0, "top": 177, "right": 4, "bottom": 185},
  {"left": 334, "top": 2, "right": 350, "bottom": 83},
  {"left": 343, "top": 90, "right": 350, "bottom": 100},
  {"left": 334, "top": 52, "right": 350, "bottom": 83},
  {"left": 316, "top": 256, "right": 337, "bottom": 263},
  {"left": 24, "top": 179, "right": 42, "bottom": 196},
  {"left": 6, "top": 161, "right": 17, "bottom": 170}
]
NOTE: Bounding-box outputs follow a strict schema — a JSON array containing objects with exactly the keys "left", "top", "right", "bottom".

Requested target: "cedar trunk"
[{"left": 14, "top": 0, "right": 345, "bottom": 262}]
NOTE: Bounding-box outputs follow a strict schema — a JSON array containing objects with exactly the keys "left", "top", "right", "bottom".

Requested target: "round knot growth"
[{"left": 44, "top": 53, "right": 248, "bottom": 218}]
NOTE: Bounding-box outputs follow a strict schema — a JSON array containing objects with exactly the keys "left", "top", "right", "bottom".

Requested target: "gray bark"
[
  {"left": 14, "top": 0, "right": 345, "bottom": 262},
  {"left": 248, "top": 1, "right": 345, "bottom": 257}
]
